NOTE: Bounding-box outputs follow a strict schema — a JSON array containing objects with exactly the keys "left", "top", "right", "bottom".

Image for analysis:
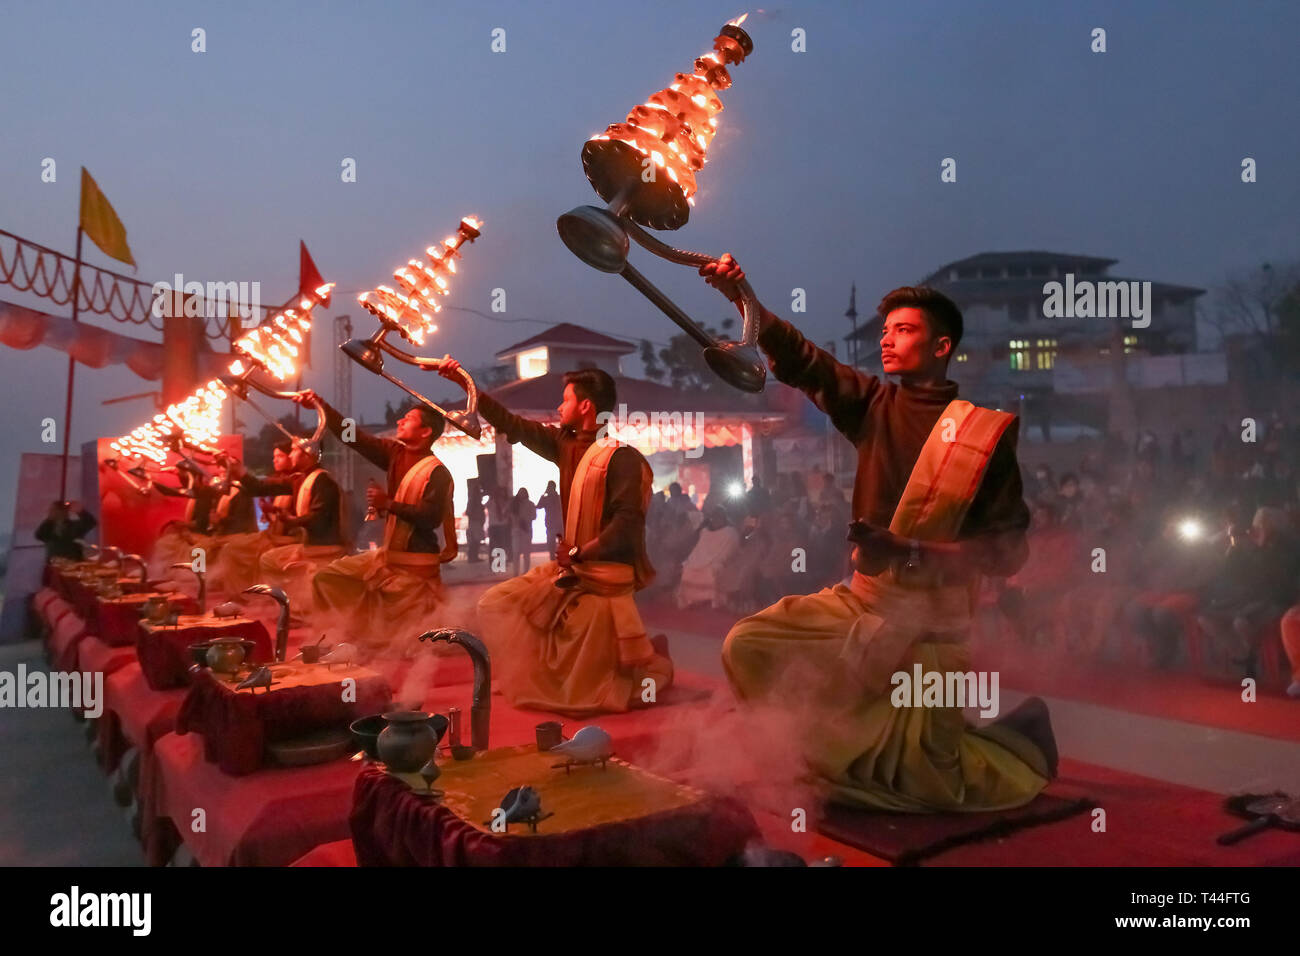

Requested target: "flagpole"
[{"left": 59, "top": 226, "right": 85, "bottom": 501}]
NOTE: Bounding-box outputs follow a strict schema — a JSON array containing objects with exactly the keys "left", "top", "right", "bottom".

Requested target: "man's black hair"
[
  {"left": 563, "top": 368, "right": 618, "bottom": 415},
  {"left": 877, "top": 286, "right": 964, "bottom": 353},
  {"left": 405, "top": 404, "right": 446, "bottom": 443}
]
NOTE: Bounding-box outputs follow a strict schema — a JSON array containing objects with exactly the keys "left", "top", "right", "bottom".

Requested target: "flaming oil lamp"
[
  {"left": 219, "top": 283, "right": 336, "bottom": 453},
  {"left": 340, "top": 216, "right": 483, "bottom": 440},
  {"left": 557, "top": 16, "right": 767, "bottom": 393}
]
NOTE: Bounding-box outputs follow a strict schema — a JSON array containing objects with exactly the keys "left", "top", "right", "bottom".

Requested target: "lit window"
[
  {"left": 1009, "top": 339, "right": 1030, "bottom": 371},
  {"left": 515, "top": 346, "right": 549, "bottom": 380},
  {"left": 1034, "top": 337, "right": 1058, "bottom": 370},
  {"left": 955, "top": 353, "right": 969, "bottom": 363},
  {"left": 1123, "top": 334, "right": 1138, "bottom": 355}
]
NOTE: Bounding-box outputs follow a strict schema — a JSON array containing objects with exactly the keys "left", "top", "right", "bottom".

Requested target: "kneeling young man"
[
  {"left": 439, "top": 362, "right": 673, "bottom": 716},
  {"left": 700, "top": 255, "right": 1057, "bottom": 813},
  {"left": 299, "top": 392, "right": 455, "bottom": 652},
  {"left": 231, "top": 439, "right": 347, "bottom": 614}
]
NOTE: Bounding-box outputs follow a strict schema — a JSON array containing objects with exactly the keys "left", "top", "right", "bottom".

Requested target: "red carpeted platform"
[
  {"left": 974, "top": 641, "right": 1300, "bottom": 743},
  {"left": 922, "top": 757, "right": 1300, "bottom": 866}
]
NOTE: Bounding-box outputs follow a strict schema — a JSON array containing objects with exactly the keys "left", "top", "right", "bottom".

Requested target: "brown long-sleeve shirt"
[
  {"left": 321, "top": 400, "right": 452, "bottom": 554},
  {"left": 759, "top": 314, "right": 1030, "bottom": 576},
  {"left": 476, "top": 392, "right": 651, "bottom": 571},
  {"left": 239, "top": 469, "right": 344, "bottom": 546}
]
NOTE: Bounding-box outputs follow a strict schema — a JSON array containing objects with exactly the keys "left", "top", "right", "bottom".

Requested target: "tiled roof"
[{"left": 494, "top": 322, "right": 637, "bottom": 358}]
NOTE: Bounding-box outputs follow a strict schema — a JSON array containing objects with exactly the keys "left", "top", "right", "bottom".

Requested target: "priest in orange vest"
[
  {"left": 438, "top": 363, "right": 673, "bottom": 716},
  {"left": 210, "top": 441, "right": 299, "bottom": 596},
  {"left": 296, "top": 391, "right": 455, "bottom": 652},
  {"left": 226, "top": 439, "right": 348, "bottom": 614},
  {"left": 700, "top": 255, "right": 1057, "bottom": 813}
]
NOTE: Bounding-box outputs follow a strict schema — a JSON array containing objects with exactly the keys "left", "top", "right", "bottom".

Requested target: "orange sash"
[
  {"left": 557, "top": 441, "right": 655, "bottom": 667},
  {"left": 842, "top": 399, "right": 1016, "bottom": 690},
  {"left": 295, "top": 468, "right": 324, "bottom": 517},
  {"left": 565, "top": 440, "right": 653, "bottom": 590},
  {"left": 380, "top": 453, "right": 456, "bottom": 571}
]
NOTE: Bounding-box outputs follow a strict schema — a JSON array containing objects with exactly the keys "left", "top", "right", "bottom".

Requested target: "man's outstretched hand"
[
  {"left": 430, "top": 354, "right": 461, "bottom": 380},
  {"left": 700, "top": 253, "right": 745, "bottom": 302},
  {"left": 292, "top": 388, "right": 318, "bottom": 408},
  {"left": 847, "top": 520, "right": 912, "bottom": 576}
]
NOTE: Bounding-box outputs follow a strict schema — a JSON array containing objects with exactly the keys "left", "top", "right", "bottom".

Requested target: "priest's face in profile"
[
  {"left": 394, "top": 407, "right": 431, "bottom": 446},
  {"left": 557, "top": 384, "right": 589, "bottom": 430},
  {"left": 879, "top": 307, "right": 952, "bottom": 380}
]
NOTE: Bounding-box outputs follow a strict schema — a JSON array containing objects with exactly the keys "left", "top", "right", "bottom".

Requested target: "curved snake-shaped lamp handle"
[
  {"left": 622, "top": 219, "right": 763, "bottom": 351},
  {"left": 220, "top": 374, "right": 329, "bottom": 450},
  {"left": 407, "top": 354, "right": 481, "bottom": 441},
  {"left": 339, "top": 332, "right": 483, "bottom": 440},
  {"left": 103, "top": 458, "right": 152, "bottom": 496}
]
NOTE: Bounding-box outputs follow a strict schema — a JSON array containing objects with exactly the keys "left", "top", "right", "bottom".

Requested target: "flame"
[
  {"left": 359, "top": 215, "right": 480, "bottom": 345},
  {"left": 728, "top": 13, "right": 748, "bottom": 27},
  {"left": 586, "top": 23, "right": 750, "bottom": 208}
]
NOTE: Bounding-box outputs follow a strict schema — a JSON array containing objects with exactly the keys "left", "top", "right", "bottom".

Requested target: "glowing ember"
[
  {"left": 358, "top": 216, "right": 481, "bottom": 345},
  {"left": 579, "top": 19, "right": 754, "bottom": 229}
]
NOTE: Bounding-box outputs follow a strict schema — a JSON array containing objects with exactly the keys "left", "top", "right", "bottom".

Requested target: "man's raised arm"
[
  {"left": 296, "top": 390, "right": 393, "bottom": 471},
  {"left": 468, "top": 391, "right": 562, "bottom": 465},
  {"left": 700, "top": 255, "right": 880, "bottom": 440}
]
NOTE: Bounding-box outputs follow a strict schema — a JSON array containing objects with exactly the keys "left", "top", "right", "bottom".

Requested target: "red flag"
[
  {"left": 299, "top": 241, "right": 329, "bottom": 307},
  {"left": 297, "top": 241, "right": 328, "bottom": 369}
]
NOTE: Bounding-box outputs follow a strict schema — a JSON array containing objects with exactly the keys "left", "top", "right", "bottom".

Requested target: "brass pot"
[
  {"left": 205, "top": 637, "right": 256, "bottom": 675},
  {"left": 142, "top": 596, "right": 171, "bottom": 625},
  {"left": 376, "top": 711, "right": 447, "bottom": 772}
]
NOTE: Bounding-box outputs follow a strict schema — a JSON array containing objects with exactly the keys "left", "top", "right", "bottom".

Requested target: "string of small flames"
[
  {"left": 358, "top": 217, "right": 481, "bottom": 346},
  {"left": 111, "top": 284, "right": 334, "bottom": 470},
  {"left": 588, "top": 13, "right": 749, "bottom": 207}
]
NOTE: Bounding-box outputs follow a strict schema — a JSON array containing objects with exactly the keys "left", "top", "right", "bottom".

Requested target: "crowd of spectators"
[
  {"left": 644, "top": 467, "right": 854, "bottom": 614},
  {"left": 995, "top": 414, "right": 1300, "bottom": 696}
]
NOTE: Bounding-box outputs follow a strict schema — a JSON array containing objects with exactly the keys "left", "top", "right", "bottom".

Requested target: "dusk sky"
[{"left": 2, "top": 0, "right": 1297, "bottom": 533}]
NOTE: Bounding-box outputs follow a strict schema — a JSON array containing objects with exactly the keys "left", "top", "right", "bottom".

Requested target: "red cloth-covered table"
[
  {"left": 48, "top": 604, "right": 91, "bottom": 672},
  {"left": 94, "top": 591, "right": 196, "bottom": 646},
  {"left": 76, "top": 637, "right": 137, "bottom": 716},
  {"left": 175, "top": 661, "right": 391, "bottom": 776},
  {"left": 97, "top": 661, "right": 188, "bottom": 774},
  {"left": 145, "top": 732, "right": 363, "bottom": 866},
  {"left": 136, "top": 615, "right": 271, "bottom": 691},
  {"left": 290, "top": 839, "right": 358, "bottom": 867},
  {"left": 349, "top": 748, "right": 759, "bottom": 866}
]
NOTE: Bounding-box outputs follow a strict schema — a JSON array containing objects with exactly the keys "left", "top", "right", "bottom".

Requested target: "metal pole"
[{"left": 59, "top": 227, "right": 84, "bottom": 501}]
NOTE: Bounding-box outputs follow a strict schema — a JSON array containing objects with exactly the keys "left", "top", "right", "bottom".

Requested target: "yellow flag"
[{"left": 79, "top": 167, "right": 136, "bottom": 267}]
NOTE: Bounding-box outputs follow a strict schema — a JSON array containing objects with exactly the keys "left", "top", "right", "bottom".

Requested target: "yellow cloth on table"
[
  {"left": 258, "top": 542, "right": 347, "bottom": 616},
  {"left": 210, "top": 530, "right": 298, "bottom": 596},
  {"left": 722, "top": 399, "right": 1050, "bottom": 813},
  {"left": 208, "top": 658, "right": 382, "bottom": 691},
  {"left": 477, "top": 442, "right": 672, "bottom": 717},
  {"left": 392, "top": 745, "right": 701, "bottom": 834}
]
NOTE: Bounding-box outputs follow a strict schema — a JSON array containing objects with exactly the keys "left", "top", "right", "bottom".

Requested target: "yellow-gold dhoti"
[
  {"left": 478, "top": 442, "right": 673, "bottom": 716},
  {"left": 259, "top": 541, "right": 348, "bottom": 616},
  {"left": 311, "top": 455, "right": 453, "bottom": 650},
  {"left": 211, "top": 530, "right": 298, "bottom": 595},
  {"left": 723, "top": 400, "right": 1050, "bottom": 812}
]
